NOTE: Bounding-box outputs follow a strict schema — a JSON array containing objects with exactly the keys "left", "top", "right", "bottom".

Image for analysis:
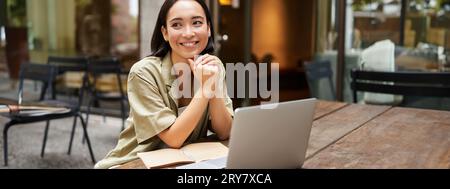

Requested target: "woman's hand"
[{"left": 188, "top": 54, "right": 224, "bottom": 98}]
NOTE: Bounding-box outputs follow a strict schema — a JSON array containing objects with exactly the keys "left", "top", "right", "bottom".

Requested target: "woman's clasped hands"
[{"left": 188, "top": 54, "right": 225, "bottom": 99}]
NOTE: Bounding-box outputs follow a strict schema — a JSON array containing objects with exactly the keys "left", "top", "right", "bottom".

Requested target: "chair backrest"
[
  {"left": 350, "top": 69, "right": 450, "bottom": 103},
  {"left": 47, "top": 56, "right": 89, "bottom": 104},
  {"left": 88, "top": 57, "right": 125, "bottom": 94},
  {"left": 304, "top": 60, "right": 336, "bottom": 100},
  {"left": 88, "top": 57, "right": 122, "bottom": 75},
  {"left": 47, "top": 56, "right": 89, "bottom": 72},
  {"left": 18, "top": 63, "right": 58, "bottom": 104}
]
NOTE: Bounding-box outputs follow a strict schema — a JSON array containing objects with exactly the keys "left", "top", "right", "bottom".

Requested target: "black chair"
[
  {"left": 304, "top": 60, "right": 336, "bottom": 100},
  {"left": 47, "top": 56, "right": 92, "bottom": 155},
  {"left": 47, "top": 56, "right": 90, "bottom": 99},
  {"left": 1, "top": 63, "right": 95, "bottom": 166},
  {"left": 83, "top": 57, "right": 127, "bottom": 133},
  {"left": 350, "top": 69, "right": 450, "bottom": 104}
]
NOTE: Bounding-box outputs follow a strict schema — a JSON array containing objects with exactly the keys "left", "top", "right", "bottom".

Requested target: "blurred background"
[
  {"left": 0, "top": 0, "right": 449, "bottom": 168},
  {"left": 1, "top": 0, "right": 449, "bottom": 105}
]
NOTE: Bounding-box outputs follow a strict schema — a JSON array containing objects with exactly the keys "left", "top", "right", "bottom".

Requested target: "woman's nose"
[{"left": 182, "top": 26, "right": 195, "bottom": 38}]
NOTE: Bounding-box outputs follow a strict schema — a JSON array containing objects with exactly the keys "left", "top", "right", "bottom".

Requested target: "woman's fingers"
[
  {"left": 192, "top": 54, "right": 222, "bottom": 77},
  {"left": 199, "top": 55, "right": 219, "bottom": 66},
  {"left": 194, "top": 54, "right": 207, "bottom": 64},
  {"left": 199, "top": 55, "right": 213, "bottom": 64},
  {"left": 188, "top": 58, "right": 196, "bottom": 71},
  {"left": 194, "top": 54, "right": 217, "bottom": 65},
  {"left": 203, "top": 64, "right": 219, "bottom": 74}
]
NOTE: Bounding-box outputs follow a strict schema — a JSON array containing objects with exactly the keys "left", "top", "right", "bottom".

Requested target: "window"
[
  {"left": 405, "top": 0, "right": 450, "bottom": 49},
  {"left": 111, "top": 0, "right": 139, "bottom": 69},
  {"left": 1, "top": 26, "right": 5, "bottom": 47},
  {"left": 351, "top": 0, "right": 402, "bottom": 49}
]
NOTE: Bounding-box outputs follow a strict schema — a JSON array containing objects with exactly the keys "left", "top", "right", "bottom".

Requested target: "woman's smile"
[{"left": 179, "top": 41, "right": 200, "bottom": 48}]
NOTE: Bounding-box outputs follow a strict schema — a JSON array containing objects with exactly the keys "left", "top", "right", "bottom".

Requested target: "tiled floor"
[
  {"left": 0, "top": 112, "right": 122, "bottom": 169},
  {"left": 0, "top": 72, "right": 122, "bottom": 168}
]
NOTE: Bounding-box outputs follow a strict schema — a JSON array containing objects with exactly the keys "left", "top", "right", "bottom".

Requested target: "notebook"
[{"left": 137, "top": 142, "right": 228, "bottom": 169}]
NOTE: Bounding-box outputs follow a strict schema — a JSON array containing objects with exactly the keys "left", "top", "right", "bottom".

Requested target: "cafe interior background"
[
  {"left": 0, "top": 0, "right": 449, "bottom": 168},
  {"left": 2, "top": 0, "right": 449, "bottom": 106}
]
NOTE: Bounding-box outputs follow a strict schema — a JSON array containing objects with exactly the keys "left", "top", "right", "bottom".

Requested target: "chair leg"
[
  {"left": 3, "top": 122, "right": 13, "bottom": 166},
  {"left": 78, "top": 113, "right": 96, "bottom": 164},
  {"left": 82, "top": 97, "right": 94, "bottom": 144},
  {"left": 51, "top": 82, "right": 56, "bottom": 99},
  {"left": 67, "top": 116, "right": 78, "bottom": 155},
  {"left": 40, "top": 121, "right": 51, "bottom": 158},
  {"left": 85, "top": 97, "right": 93, "bottom": 129},
  {"left": 120, "top": 99, "right": 126, "bottom": 131}
]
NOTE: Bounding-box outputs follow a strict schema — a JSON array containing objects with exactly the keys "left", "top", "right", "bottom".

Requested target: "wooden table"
[
  {"left": 304, "top": 107, "right": 450, "bottom": 168},
  {"left": 306, "top": 103, "right": 390, "bottom": 159},
  {"left": 116, "top": 100, "right": 450, "bottom": 169},
  {"left": 314, "top": 100, "right": 347, "bottom": 120},
  {"left": 0, "top": 98, "right": 17, "bottom": 105}
]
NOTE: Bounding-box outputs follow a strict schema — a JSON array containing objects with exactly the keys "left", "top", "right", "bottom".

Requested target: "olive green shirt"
[{"left": 94, "top": 53, "right": 234, "bottom": 169}]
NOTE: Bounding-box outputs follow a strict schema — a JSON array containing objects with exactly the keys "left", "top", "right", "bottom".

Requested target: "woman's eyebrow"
[
  {"left": 169, "top": 18, "right": 183, "bottom": 23},
  {"left": 192, "top": 16, "right": 205, "bottom": 20},
  {"left": 169, "top": 16, "right": 204, "bottom": 23}
]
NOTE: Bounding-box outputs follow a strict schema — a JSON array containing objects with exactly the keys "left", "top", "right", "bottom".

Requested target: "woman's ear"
[{"left": 161, "top": 26, "right": 168, "bottom": 41}]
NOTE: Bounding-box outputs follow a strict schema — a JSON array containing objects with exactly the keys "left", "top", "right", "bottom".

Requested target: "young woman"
[{"left": 95, "top": 0, "right": 233, "bottom": 169}]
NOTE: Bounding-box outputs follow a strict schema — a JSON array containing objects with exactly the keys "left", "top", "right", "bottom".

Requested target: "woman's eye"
[
  {"left": 171, "top": 23, "right": 182, "bottom": 28},
  {"left": 193, "top": 21, "right": 203, "bottom": 26}
]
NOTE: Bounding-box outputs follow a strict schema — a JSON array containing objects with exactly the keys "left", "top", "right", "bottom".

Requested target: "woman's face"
[{"left": 162, "top": 0, "right": 210, "bottom": 62}]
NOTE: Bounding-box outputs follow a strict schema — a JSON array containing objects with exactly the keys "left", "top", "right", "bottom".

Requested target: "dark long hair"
[{"left": 151, "top": 0, "right": 215, "bottom": 57}]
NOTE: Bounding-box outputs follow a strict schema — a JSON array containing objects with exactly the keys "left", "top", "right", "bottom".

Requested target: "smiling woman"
[
  {"left": 161, "top": 0, "right": 211, "bottom": 63},
  {"left": 94, "top": 0, "right": 234, "bottom": 169},
  {"left": 151, "top": 0, "right": 215, "bottom": 60}
]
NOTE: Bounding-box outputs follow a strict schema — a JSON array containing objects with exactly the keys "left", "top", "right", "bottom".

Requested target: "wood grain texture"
[
  {"left": 0, "top": 98, "right": 17, "bottom": 105},
  {"left": 314, "top": 101, "right": 348, "bottom": 120},
  {"left": 306, "top": 104, "right": 391, "bottom": 158},
  {"left": 304, "top": 107, "right": 450, "bottom": 168}
]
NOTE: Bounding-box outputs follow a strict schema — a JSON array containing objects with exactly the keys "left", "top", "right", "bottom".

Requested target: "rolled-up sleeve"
[
  {"left": 224, "top": 95, "right": 234, "bottom": 117},
  {"left": 128, "top": 72, "right": 176, "bottom": 144}
]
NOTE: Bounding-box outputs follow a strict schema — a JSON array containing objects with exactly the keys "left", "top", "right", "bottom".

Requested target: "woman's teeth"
[{"left": 181, "top": 42, "right": 197, "bottom": 47}]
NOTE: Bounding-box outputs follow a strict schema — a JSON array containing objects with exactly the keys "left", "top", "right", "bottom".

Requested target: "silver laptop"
[{"left": 177, "top": 98, "right": 317, "bottom": 169}]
